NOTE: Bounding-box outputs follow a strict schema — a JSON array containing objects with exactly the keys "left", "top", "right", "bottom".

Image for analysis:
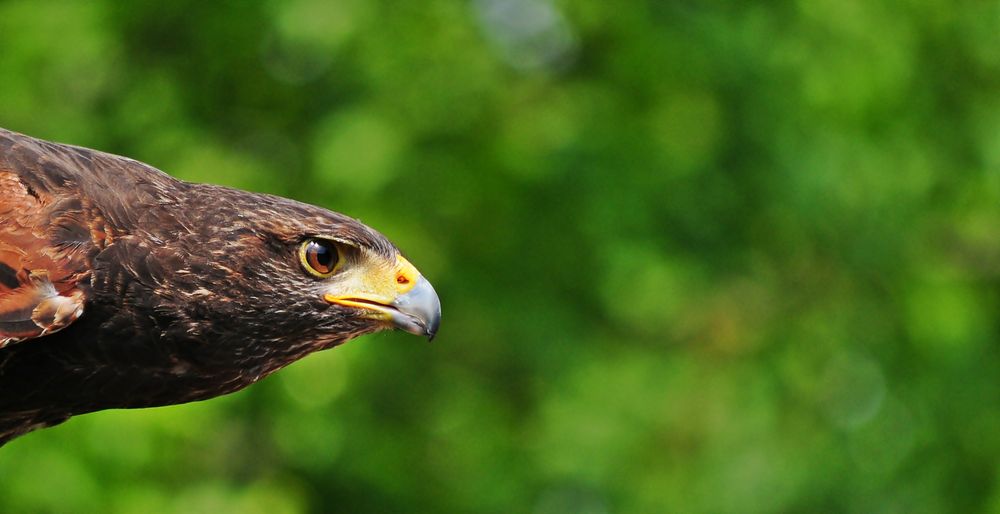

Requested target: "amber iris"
[{"left": 300, "top": 239, "right": 340, "bottom": 277}]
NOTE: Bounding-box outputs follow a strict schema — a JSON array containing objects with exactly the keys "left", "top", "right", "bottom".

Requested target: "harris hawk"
[{"left": 0, "top": 127, "right": 440, "bottom": 444}]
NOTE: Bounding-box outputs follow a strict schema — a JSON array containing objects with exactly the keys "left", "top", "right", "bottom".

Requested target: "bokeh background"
[{"left": 2, "top": 0, "right": 1000, "bottom": 512}]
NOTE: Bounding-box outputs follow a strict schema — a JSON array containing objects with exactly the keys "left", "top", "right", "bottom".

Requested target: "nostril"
[{"left": 397, "top": 275, "right": 410, "bottom": 285}]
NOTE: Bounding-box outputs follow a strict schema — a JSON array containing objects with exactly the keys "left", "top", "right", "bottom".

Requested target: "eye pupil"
[
  {"left": 302, "top": 240, "right": 340, "bottom": 277},
  {"left": 310, "top": 243, "right": 333, "bottom": 270}
]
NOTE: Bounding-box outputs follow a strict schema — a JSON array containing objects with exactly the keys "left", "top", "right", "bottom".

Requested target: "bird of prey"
[{"left": 0, "top": 127, "right": 440, "bottom": 444}]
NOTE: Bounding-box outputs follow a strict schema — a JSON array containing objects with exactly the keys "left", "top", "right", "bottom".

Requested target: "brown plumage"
[{"left": 0, "top": 127, "right": 440, "bottom": 444}]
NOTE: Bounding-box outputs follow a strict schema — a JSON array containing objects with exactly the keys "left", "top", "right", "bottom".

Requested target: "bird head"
[{"left": 138, "top": 184, "right": 441, "bottom": 357}]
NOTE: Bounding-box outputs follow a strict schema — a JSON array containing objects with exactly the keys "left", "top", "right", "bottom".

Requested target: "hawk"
[{"left": 0, "top": 128, "right": 440, "bottom": 444}]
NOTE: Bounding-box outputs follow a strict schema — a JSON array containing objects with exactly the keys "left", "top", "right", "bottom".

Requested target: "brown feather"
[{"left": 0, "top": 170, "right": 90, "bottom": 345}]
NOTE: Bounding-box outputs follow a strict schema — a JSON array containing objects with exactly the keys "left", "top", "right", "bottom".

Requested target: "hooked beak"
[{"left": 325, "top": 276, "right": 441, "bottom": 340}]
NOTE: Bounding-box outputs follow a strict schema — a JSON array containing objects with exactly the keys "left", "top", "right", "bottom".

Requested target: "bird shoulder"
[{"left": 0, "top": 168, "right": 91, "bottom": 346}]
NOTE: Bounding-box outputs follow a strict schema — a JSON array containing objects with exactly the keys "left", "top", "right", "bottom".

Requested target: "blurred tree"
[{"left": 1, "top": 0, "right": 999, "bottom": 513}]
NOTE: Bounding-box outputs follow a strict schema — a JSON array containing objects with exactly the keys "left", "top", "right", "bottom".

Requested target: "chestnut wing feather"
[{"left": 0, "top": 168, "right": 91, "bottom": 346}]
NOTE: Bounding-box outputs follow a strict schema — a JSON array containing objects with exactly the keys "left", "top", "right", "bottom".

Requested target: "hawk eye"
[{"left": 299, "top": 239, "right": 340, "bottom": 278}]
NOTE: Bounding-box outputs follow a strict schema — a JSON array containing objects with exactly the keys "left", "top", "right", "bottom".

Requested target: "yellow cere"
[
  {"left": 394, "top": 255, "right": 419, "bottom": 294},
  {"left": 321, "top": 254, "right": 423, "bottom": 313}
]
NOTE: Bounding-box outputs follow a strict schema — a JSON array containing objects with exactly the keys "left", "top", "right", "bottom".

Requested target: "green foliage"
[{"left": 1, "top": 0, "right": 999, "bottom": 512}]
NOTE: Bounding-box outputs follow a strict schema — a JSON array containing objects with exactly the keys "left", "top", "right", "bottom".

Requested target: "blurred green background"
[{"left": 2, "top": 0, "right": 999, "bottom": 512}]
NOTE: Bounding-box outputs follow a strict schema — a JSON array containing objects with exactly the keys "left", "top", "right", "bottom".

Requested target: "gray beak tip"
[{"left": 390, "top": 276, "right": 441, "bottom": 341}]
